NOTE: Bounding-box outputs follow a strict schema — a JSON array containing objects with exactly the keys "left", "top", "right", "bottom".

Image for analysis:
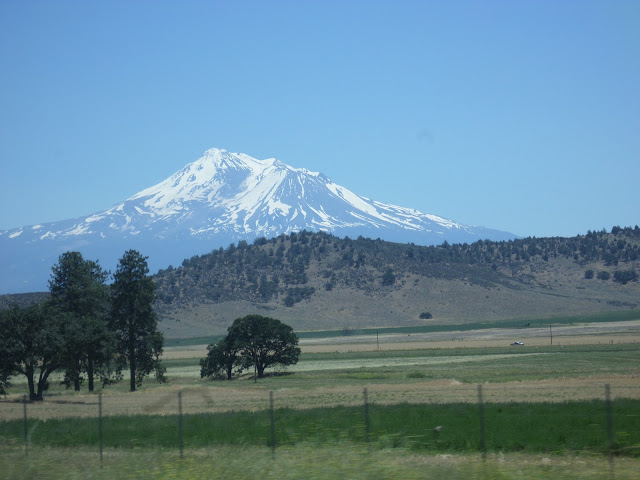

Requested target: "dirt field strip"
[
  {"left": 2, "top": 375, "right": 638, "bottom": 421},
  {"left": 300, "top": 334, "right": 640, "bottom": 353},
  {"left": 160, "top": 334, "right": 640, "bottom": 359},
  {"left": 289, "top": 353, "right": 549, "bottom": 372},
  {"left": 300, "top": 320, "right": 640, "bottom": 348},
  {"left": 159, "top": 320, "right": 640, "bottom": 359},
  {"left": 162, "top": 345, "right": 209, "bottom": 359}
]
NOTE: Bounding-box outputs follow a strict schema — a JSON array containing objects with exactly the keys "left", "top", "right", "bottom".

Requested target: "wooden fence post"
[
  {"left": 178, "top": 390, "right": 184, "bottom": 458},
  {"left": 605, "top": 384, "right": 614, "bottom": 479},
  {"left": 23, "top": 395, "right": 28, "bottom": 457},
  {"left": 478, "top": 384, "right": 486, "bottom": 461},
  {"left": 99, "top": 392, "right": 103, "bottom": 466},
  {"left": 270, "top": 391, "right": 276, "bottom": 457},
  {"left": 364, "top": 388, "right": 370, "bottom": 444}
]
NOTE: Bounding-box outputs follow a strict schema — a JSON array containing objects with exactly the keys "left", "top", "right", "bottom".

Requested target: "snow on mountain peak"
[
  {"left": 57, "top": 148, "right": 484, "bottom": 240},
  {"left": 0, "top": 147, "right": 518, "bottom": 293},
  {"left": 2, "top": 148, "right": 505, "bottom": 244}
]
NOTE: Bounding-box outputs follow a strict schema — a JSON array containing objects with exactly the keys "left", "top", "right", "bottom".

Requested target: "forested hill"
[{"left": 154, "top": 227, "right": 640, "bottom": 336}]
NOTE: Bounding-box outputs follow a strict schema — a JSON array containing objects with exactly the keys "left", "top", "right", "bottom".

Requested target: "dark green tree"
[
  {"left": 0, "top": 304, "right": 66, "bottom": 400},
  {"left": 48, "top": 251, "right": 115, "bottom": 392},
  {"left": 381, "top": 267, "right": 396, "bottom": 286},
  {"left": 200, "top": 336, "right": 243, "bottom": 380},
  {"left": 227, "top": 315, "right": 300, "bottom": 379},
  {"left": 613, "top": 269, "right": 638, "bottom": 285},
  {"left": 0, "top": 317, "right": 15, "bottom": 395},
  {"left": 110, "top": 250, "right": 164, "bottom": 392},
  {"left": 0, "top": 371, "right": 10, "bottom": 396}
]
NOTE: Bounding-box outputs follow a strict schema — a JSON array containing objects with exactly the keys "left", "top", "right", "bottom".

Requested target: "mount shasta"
[{"left": 0, "top": 148, "right": 516, "bottom": 293}]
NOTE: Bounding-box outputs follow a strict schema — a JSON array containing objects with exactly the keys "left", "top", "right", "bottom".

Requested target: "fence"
[{"left": 10, "top": 383, "right": 637, "bottom": 479}]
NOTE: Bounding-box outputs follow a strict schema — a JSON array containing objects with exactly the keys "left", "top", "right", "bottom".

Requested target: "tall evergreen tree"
[
  {"left": 110, "top": 250, "right": 164, "bottom": 392},
  {"left": 48, "top": 252, "right": 114, "bottom": 391}
]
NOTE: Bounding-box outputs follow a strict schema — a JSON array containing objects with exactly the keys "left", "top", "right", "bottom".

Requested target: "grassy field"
[
  {"left": 3, "top": 400, "right": 640, "bottom": 454},
  {"left": 1, "top": 320, "right": 640, "bottom": 479},
  {"left": 3, "top": 445, "right": 639, "bottom": 480}
]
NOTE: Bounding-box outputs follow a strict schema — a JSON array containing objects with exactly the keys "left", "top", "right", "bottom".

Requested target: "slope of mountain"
[
  {"left": 153, "top": 229, "right": 640, "bottom": 337},
  {"left": 0, "top": 148, "right": 516, "bottom": 293}
]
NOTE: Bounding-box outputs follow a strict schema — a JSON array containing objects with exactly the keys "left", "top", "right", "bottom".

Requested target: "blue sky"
[{"left": 1, "top": 0, "right": 638, "bottom": 238}]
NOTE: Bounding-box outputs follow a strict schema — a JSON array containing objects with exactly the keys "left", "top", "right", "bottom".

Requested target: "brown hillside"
[{"left": 154, "top": 228, "right": 640, "bottom": 337}]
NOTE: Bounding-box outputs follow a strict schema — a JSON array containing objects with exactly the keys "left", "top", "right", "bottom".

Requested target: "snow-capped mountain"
[{"left": 0, "top": 148, "right": 516, "bottom": 293}]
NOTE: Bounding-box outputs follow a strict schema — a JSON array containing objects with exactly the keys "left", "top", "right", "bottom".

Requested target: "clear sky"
[{"left": 1, "top": 0, "right": 638, "bottom": 238}]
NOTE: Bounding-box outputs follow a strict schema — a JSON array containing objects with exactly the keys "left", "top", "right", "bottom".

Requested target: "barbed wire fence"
[{"left": 13, "top": 383, "right": 637, "bottom": 479}]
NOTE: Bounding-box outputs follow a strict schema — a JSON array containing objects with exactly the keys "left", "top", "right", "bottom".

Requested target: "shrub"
[
  {"left": 381, "top": 268, "right": 396, "bottom": 286},
  {"left": 419, "top": 312, "right": 433, "bottom": 320},
  {"left": 613, "top": 269, "right": 638, "bottom": 285},
  {"left": 283, "top": 287, "right": 315, "bottom": 307}
]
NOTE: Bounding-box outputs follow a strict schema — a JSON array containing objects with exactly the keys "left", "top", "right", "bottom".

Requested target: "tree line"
[{"left": 0, "top": 250, "right": 164, "bottom": 400}]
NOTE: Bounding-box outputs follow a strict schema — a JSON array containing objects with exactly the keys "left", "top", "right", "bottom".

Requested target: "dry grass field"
[{"left": 3, "top": 375, "right": 638, "bottom": 422}]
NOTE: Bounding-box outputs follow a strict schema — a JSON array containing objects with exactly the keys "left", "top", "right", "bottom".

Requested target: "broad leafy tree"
[
  {"left": 228, "top": 315, "right": 300, "bottom": 379},
  {"left": 48, "top": 252, "right": 115, "bottom": 391},
  {"left": 200, "top": 336, "right": 243, "bottom": 380},
  {"left": 0, "top": 304, "right": 66, "bottom": 400},
  {"left": 110, "top": 250, "right": 164, "bottom": 391}
]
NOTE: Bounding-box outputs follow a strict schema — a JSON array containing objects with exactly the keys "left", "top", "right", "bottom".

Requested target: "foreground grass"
[
  {"left": 2, "top": 400, "right": 639, "bottom": 456},
  {"left": 1, "top": 444, "right": 639, "bottom": 480}
]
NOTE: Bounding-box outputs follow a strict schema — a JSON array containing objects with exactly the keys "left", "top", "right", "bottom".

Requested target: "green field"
[
  {"left": 164, "top": 310, "right": 640, "bottom": 347},
  {"left": 2, "top": 321, "right": 640, "bottom": 479},
  {"left": 3, "top": 445, "right": 640, "bottom": 480},
  {"left": 3, "top": 400, "right": 639, "bottom": 454}
]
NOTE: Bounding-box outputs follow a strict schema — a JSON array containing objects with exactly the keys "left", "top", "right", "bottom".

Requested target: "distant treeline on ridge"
[{"left": 153, "top": 226, "right": 640, "bottom": 308}]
